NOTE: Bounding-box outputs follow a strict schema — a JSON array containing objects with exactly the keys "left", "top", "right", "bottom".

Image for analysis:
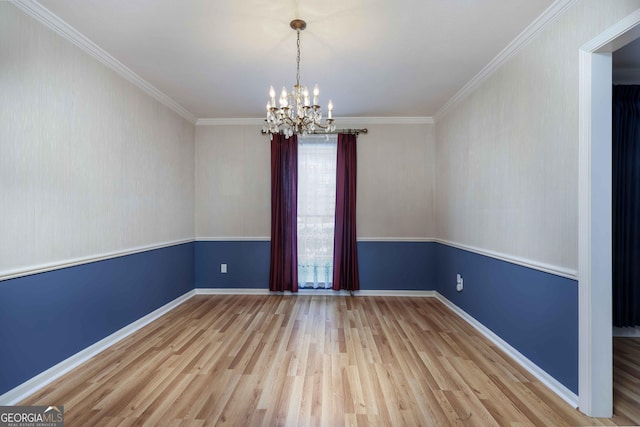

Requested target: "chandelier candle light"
[{"left": 264, "top": 19, "right": 335, "bottom": 139}]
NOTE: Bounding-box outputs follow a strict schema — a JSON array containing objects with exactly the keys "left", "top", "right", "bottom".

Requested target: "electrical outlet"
[
  {"left": 456, "top": 274, "right": 463, "bottom": 292},
  {"left": 221, "top": 263, "right": 227, "bottom": 273}
]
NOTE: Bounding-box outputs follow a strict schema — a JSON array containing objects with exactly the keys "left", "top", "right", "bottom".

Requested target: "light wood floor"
[
  {"left": 613, "top": 337, "right": 640, "bottom": 424},
  {"left": 23, "top": 295, "right": 635, "bottom": 426}
]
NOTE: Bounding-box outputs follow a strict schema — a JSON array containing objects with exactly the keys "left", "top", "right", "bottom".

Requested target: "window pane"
[{"left": 297, "top": 135, "right": 337, "bottom": 289}]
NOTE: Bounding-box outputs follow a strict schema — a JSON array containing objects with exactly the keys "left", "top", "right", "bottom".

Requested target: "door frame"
[{"left": 578, "top": 8, "right": 640, "bottom": 417}]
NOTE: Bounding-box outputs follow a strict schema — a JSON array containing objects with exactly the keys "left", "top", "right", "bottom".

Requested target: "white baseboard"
[
  {"left": 434, "top": 292, "right": 579, "bottom": 408},
  {"left": 355, "top": 290, "right": 435, "bottom": 297},
  {"left": 195, "top": 288, "right": 435, "bottom": 297},
  {"left": 613, "top": 326, "right": 640, "bottom": 337},
  {"left": 195, "top": 288, "right": 271, "bottom": 295},
  {"left": 0, "top": 290, "right": 195, "bottom": 405}
]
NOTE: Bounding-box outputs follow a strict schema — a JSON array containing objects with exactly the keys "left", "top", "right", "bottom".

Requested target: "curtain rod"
[{"left": 261, "top": 128, "right": 368, "bottom": 136}]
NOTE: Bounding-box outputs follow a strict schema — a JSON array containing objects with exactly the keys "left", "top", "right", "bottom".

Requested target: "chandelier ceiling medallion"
[{"left": 264, "top": 19, "right": 335, "bottom": 139}]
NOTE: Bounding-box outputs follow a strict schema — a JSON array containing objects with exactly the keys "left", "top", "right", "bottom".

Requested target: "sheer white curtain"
[{"left": 297, "top": 135, "right": 337, "bottom": 288}]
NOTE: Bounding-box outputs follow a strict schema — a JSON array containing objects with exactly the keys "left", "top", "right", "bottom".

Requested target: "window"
[{"left": 297, "top": 135, "right": 338, "bottom": 288}]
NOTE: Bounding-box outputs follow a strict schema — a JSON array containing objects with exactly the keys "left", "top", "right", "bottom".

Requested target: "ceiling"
[{"left": 36, "top": 0, "right": 556, "bottom": 119}]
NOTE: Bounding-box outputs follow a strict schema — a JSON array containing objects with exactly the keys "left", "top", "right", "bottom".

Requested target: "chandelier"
[{"left": 264, "top": 19, "right": 335, "bottom": 139}]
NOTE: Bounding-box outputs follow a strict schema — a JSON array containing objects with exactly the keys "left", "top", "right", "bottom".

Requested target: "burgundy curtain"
[
  {"left": 333, "top": 133, "right": 360, "bottom": 291},
  {"left": 269, "top": 134, "right": 298, "bottom": 292}
]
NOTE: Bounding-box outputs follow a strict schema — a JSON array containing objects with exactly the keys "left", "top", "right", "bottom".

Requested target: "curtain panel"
[
  {"left": 613, "top": 85, "right": 640, "bottom": 327},
  {"left": 269, "top": 134, "right": 298, "bottom": 292},
  {"left": 332, "top": 133, "right": 360, "bottom": 291}
]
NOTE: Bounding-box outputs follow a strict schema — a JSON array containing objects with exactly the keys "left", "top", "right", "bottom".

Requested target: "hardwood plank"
[
  {"left": 20, "top": 295, "right": 631, "bottom": 426},
  {"left": 614, "top": 337, "right": 640, "bottom": 425}
]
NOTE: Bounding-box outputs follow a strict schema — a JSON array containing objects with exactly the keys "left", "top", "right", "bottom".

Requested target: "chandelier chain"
[{"left": 296, "top": 30, "right": 301, "bottom": 88}]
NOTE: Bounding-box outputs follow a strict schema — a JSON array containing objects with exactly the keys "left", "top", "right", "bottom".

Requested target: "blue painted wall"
[
  {"left": 2, "top": 239, "right": 578, "bottom": 399},
  {"left": 194, "top": 240, "right": 436, "bottom": 291},
  {"left": 0, "top": 242, "right": 194, "bottom": 396},
  {"left": 435, "top": 243, "right": 578, "bottom": 394},
  {"left": 194, "top": 240, "right": 271, "bottom": 288},
  {"left": 357, "top": 241, "right": 436, "bottom": 290}
]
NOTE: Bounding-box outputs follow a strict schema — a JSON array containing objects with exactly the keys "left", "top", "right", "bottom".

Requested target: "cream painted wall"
[
  {"left": 195, "top": 122, "right": 435, "bottom": 239},
  {"left": 195, "top": 125, "right": 271, "bottom": 238},
  {"left": 356, "top": 123, "right": 434, "bottom": 239},
  {"left": 0, "top": 3, "right": 195, "bottom": 275},
  {"left": 435, "top": 0, "right": 640, "bottom": 272}
]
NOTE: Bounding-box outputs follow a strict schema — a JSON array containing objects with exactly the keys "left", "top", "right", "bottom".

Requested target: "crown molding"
[
  {"left": 196, "top": 116, "right": 434, "bottom": 126},
  {"left": 338, "top": 117, "right": 434, "bottom": 125},
  {"left": 12, "top": 0, "right": 574, "bottom": 128},
  {"left": 11, "top": 0, "right": 197, "bottom": 124},
  {"left": 433, "top": 0, "right": 578, "bottom": 122},
  {"left": 196, "top": 118, "right": 265, "bottom": 126}
]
